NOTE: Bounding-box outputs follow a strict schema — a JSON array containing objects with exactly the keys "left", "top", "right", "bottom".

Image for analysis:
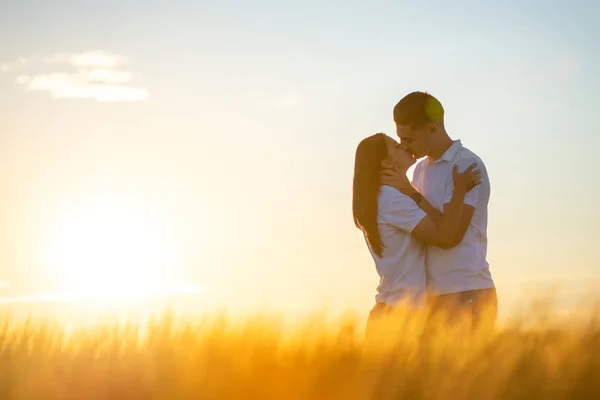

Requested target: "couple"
[{"left": 352, "top": 91, "right": 497, "bottom": 333}]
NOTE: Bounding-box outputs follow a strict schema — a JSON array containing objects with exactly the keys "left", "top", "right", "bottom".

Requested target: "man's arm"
[
  {"left": 442, "top": 158, "right": 482, "bottom": 246},
  {"left": 408, "top": 183, "right": 467, "bottom": 249},
  {"left": 407, "top": 190, "right": 472, "bottom": 246},
  {"left": 444, "top": 203, "right": 475, "bottom": 247},
  {"left": 415, "top": 195, "right": 443, "bottom": 225},
  {"left": 411, "top": 196, "right": 473, "bottom": 247},
  {"left": 380, "top": 163, "right": 480, "bottom": 248},
  {"left": 384, "top": 186, "right": 465, "bottom": 249}
]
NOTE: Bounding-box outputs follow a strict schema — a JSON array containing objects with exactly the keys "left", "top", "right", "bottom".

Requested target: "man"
[{"left": 382, "top": 91, "right": 497, "bottom": 328}]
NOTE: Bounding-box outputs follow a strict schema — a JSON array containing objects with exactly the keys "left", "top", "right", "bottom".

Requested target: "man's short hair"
[{"left": 393, "top": 91, "right": 444, "bottom": 127}]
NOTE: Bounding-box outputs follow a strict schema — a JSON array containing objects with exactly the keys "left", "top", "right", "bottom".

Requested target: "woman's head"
[{"left": 352, "top": 133, "right": 415, "bottom": 257}]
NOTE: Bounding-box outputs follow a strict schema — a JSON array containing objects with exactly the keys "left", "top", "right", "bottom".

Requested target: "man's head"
[{"left": 393, "top": 91, "right": 445, "bottom": 159}]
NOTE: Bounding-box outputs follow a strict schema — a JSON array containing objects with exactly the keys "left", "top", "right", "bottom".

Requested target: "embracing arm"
[
  {"left": 441, "top": 158, "right": 483, "bottom": 246},
  {"left": 444, "top": 204, "right": 475, "bottom": 247},
  {"left": 408, "top": 183, "right": 467, "bottom": 249},
  {"left": 380, "top": 163, "right": 480, "bottom": 248},
  {"left": 414, "top": 195, "right": 444, "bottom": 225},
  {"left": 400, "top": 187, "right": 472, "bottom": 247}
]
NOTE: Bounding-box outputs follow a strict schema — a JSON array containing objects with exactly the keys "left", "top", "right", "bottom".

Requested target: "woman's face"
[{"left": 384, "top": 135, "right": 416, "bottom": 169}]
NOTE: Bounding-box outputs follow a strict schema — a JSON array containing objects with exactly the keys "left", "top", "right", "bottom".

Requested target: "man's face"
[{"left": 396, "top": 123, "right": 432, "bottom": 159}]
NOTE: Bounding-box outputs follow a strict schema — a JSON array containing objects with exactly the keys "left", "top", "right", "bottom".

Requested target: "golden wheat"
[{"left": 0, "top": 304, "right": 598, "bottom": 399}]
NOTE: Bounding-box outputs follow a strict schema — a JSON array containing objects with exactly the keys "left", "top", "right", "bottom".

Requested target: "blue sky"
[{"left": 0, "top": 1, "right": 599, "bottom": 314}]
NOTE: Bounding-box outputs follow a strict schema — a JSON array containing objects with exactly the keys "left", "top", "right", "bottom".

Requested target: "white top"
[
  {"left": 412, "top": 140, "right": 495, "bottom": 295},
  {"left": 366, "top": 185, "right": 427, "bottom": 307}
]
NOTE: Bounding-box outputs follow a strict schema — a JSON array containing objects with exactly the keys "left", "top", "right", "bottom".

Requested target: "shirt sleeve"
[
  {"left": 381, "top": 191, "right": 427, "bottom": 233},
  {"left": 443, "top": 157, "right": 481, "bottom": 207}
]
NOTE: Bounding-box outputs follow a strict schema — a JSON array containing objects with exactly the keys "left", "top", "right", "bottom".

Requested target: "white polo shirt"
[
  {"left": 365, "top": 185, "right": 427, "bottom": 307},
  {"left": 412, "top": 140, "right": 495, "bottom": 295}
]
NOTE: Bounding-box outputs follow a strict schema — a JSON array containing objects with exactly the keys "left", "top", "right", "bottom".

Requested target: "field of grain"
[{"left": 0, "top": 303, "right": 599, "bottom": 400}]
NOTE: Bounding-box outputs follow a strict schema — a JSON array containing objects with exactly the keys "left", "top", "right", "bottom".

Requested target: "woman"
[{"left": 352, "top": 133, "right": 480, "bottom": 333}]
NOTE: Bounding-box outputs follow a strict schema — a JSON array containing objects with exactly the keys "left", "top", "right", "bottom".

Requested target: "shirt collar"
[{"left": 429, "top": 140, "right": 462, "bottom": 164}]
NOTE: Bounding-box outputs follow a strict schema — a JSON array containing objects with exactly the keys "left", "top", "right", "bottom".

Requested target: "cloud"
[
  {"left": 15, "top": 75, "right": 30, "bottom": 84},
  {"left": 47, "top": 50, "right": 125, "bottom": 68},
  {"left": 87, "top": 68, "right": 132, "bottom": 84},
  {"left": 0, "top": 57, "right": 28, "bottom": 73},
  {"left": 5, "top": 50, "right": 148, "bottom": 102},
  {"left": 23, "top": 71, "right": 149, "bottom": 101},
  {"left": 0, "top": 281, "right": 8, "bottom": 289}
]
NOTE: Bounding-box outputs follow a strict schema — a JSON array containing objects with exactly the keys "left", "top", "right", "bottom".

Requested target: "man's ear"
[{"left": 429, "top": 123, "right": 439, "bottom": 135}]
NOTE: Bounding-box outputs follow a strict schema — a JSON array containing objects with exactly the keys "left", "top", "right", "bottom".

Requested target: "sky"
[{"left": 0, "top": 0, "right": 599, "bottom": 318}]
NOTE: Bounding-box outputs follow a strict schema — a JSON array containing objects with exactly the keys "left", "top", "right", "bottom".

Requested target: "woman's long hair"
[{"left": 352, "top": 133, "right": 388, "bottom": 257}]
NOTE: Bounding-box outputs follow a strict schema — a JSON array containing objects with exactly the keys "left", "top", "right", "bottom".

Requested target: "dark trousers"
[
  {"left": 428, "top": 287, "right": 498, "bottom": 330},
  {"left": 365, "top": 302, "right": 426, "bottom": 340},
  {"left": 365, "top": 288, "right": 498, "bottom": 339}
]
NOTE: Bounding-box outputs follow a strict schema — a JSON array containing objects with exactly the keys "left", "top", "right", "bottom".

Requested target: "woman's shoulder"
[
  {"left": 379, "top": 184, "right": 400, "bottom": 198},
  {"left": 378, "top": 185, "right": 414, "bottom": 209},
  {"left": 377, "top": 185, "right": 424, "bottom": 226}
]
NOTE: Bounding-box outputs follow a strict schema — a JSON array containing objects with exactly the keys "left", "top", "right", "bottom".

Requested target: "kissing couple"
[{"left": 352, "top": 91, "right": 497, "bottom": 334}]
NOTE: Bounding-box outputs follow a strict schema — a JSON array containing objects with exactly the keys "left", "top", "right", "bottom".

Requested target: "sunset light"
[
  {"left": 0, "top": 1, "right": 599, "bottom": 398},
  {"left": 44, "top": 194, "right": 181, "bottom": 300}
]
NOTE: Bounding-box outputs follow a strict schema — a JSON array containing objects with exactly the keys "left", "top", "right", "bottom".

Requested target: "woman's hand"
[
  {"left": 452, "top": 163, "right": 482, "bottom": 193},
  {"left": 380, "top": 163, "right": 413, "bottom": 194}
]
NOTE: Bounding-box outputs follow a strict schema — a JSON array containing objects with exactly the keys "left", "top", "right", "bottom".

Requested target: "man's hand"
[{"left": 379, "top": 163, "right": 413, "bottom": 194}]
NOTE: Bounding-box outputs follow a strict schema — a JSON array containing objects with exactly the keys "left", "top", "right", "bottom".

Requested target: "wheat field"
[{"left": 0, "top": 302, "right": 598, "bottom": 400}]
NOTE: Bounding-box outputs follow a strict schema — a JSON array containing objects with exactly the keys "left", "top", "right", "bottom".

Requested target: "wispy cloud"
[
  {"left": 87, "top": 68, "right": 132, "bottom": 84},
  {"left": 3, "top": 50, "right": 149, "bottom": 102},
  {"left": 46, "top": 50, "right": 126, "bottom": 68},
  {"left": 15, "top": 75, "right": 30, "bottom": 84},
  {"left": 23, "top": 71, "right": 149, "bottom": 101},
  {"left": 0, "top": 57, "right": 28, "bottom": 72}
]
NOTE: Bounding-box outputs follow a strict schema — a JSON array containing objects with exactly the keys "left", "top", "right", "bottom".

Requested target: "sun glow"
[{"left": 45, "top": 194, "right": 183, "bottom": 300}]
